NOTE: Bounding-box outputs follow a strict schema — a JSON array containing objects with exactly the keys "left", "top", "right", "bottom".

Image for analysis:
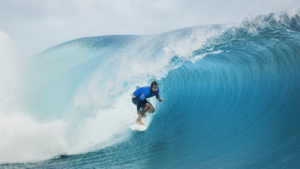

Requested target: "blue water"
[{"left": 1, "top": 13, "right": 300, "bottom": 168}]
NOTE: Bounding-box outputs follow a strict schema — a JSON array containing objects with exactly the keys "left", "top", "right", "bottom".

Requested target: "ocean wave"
[{"left": 1, "top": 12, "right": 300, "bottom": 168}]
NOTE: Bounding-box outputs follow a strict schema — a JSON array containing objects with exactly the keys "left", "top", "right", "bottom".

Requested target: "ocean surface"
[{"left": 0, "top": 13, "right": 300, "bottom": 168}]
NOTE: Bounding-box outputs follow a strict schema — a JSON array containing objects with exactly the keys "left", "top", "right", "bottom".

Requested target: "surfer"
[{"left": 132, "top": 81, "right": 164, "bottom": 125}]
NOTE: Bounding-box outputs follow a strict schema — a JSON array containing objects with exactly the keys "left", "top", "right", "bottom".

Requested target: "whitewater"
[{"left": 0, "top": 13, "right": 300, "bottom": 168}]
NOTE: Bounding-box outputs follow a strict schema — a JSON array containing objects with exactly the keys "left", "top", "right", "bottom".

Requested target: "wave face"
[{"left": 1, "top": 13, "right": 300, "bottom": 168}]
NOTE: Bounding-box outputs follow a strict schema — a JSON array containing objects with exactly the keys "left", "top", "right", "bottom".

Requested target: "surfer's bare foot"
[{"left": 135, "top": 119, "right": 145, "bottom": 125}]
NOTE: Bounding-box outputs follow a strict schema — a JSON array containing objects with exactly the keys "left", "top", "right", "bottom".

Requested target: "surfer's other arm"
[{"left": 156, "top": 93, "right": 164, "bottom": 102}]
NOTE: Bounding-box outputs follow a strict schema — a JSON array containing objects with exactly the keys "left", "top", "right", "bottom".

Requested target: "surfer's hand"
[{"left": 159, "top": 98, "right": 164, "bottom": 102}]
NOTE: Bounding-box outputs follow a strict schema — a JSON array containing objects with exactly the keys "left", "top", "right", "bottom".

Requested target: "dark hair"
[{"left": 151, "top": 81, "right": 158, "bottom": 88}]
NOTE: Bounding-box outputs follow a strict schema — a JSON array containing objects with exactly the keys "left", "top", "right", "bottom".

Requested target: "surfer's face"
[{"left": 151, "top": 85, "right": 158, "bottom": 93}]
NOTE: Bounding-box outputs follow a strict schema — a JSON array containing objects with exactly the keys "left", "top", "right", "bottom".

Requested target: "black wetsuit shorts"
[{"left": 132, "top": 97, "right": 149, "bottom": 110}]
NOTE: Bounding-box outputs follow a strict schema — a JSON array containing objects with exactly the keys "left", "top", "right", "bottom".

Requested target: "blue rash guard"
[
  {"left": 132, "top": 86, "right": 160, "bottom": 111},
  {"left": 133, "top": 86, "right": 160, "bottom": 101}
]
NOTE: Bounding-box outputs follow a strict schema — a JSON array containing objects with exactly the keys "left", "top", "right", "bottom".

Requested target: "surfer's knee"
[
  {"left": 149, "top": 105, "right": 155, "bottom": 113},
  {"left": 151, "top": 108, "right": 155, "bottom": 113},
  {"left": 145, "top": 103, "right": 150, "bottom": 108}
]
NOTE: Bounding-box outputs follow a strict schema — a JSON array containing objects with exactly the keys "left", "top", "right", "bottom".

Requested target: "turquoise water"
[{"left": 1, "top": 13, "right": 300, "bottom": 168}]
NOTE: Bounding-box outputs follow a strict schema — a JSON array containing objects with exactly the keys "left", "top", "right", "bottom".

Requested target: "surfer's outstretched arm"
[{"left": 155, "top": 93, "right": 164, "bottom": 102}]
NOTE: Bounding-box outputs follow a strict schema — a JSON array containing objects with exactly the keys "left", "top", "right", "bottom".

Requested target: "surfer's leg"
[
  {"left": 140, "top": 103, "right": 150, "bottom": 116},
  {"left": 147, "top": 104, "right": 155, "bottom": 113},
  {"left": 136, "top": 103, "right": 150, "bottom": 125}
]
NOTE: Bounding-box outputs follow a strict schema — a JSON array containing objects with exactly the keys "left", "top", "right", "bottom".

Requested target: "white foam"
[
  {"left": 0, "top": 31, "right": 69, "bottom": 164},
  {"left": 163, "top": 25, "right": 228, "bottom": 62},
  {"left": 0, "top": 88, "right": 143, "bottom": 163},
  {"left": 0, "top": 111, "right": 68, "bottom": 164},
  {"left": 190, "top": 50, "right": 223, "bottom": 63},
  {"left": 0, "top": 31, "right": 20, "bottom": 110},
  {"left": 67, "top": 89, "right": 137, "bottom": 154}
]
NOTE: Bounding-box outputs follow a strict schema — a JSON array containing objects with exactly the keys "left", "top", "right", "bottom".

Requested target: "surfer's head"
[{"left": 151, "top": 81, "right": 159, "bottom": 93}]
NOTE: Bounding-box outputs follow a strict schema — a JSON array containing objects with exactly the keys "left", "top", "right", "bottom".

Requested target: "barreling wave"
[{"left": 1, "top": 13, "right": 300, "bottom": 168}]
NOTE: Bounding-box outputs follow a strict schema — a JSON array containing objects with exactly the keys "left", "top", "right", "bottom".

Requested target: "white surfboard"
[{"left": 130, "top": 116, "right": 147, "bottom": 131}]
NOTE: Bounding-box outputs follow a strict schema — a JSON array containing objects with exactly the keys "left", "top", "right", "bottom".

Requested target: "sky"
[{"left": 0, "top": 0, "right": 299, "bottom": 56}]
